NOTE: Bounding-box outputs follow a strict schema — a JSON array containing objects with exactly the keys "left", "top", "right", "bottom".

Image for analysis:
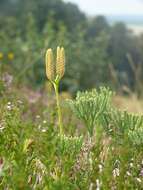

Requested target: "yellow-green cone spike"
[
  {"left": 45, "top": 49, "right": 55, "bottom": 81},
  {"left": 45, "top": 46, "right": 65, "bottom": 136},
  {"left": 56, "top": 46, "right": 65, "bottom": 79}
]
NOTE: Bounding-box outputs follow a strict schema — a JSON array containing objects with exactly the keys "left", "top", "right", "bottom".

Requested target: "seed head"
[
  {"left": 56, "top": 46, "right": 65, "bottom": 79},
  {"left": 45, "top": 49, "right": 55, "bottom": 81}
]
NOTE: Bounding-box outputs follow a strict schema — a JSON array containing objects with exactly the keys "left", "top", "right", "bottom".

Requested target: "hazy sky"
[{"left": 64, "top": 0, "right": 143, "bottom": 15}]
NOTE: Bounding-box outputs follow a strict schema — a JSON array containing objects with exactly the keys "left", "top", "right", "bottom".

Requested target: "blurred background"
[{"left": 0, "top": 0, "right": 143, "bottom": 99}]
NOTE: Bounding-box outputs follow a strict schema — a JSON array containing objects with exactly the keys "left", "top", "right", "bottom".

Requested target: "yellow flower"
[
  {"left": 8, "top": 52, "right": 14, "bottom": 60},
  {"left": 0, "top": 52, "right": 3, "bottom": 60}
]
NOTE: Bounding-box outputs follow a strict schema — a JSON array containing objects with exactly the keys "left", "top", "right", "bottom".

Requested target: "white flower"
[
  {"left": 7, "top": 102, "right": 11, "bottom": 105},
  {"left": 89, "top": 183, "right": 94, "bottom": 190},
  {"left": 113, "top": 168, "right": 120, "bottom": 178},
  {"left": 7, "top": 105, "right": 12, "bottom": 111},
  {"left": 136, "top": 178, "right": 142, "bottom": 183},
  {"left": 96, "top": 179, "right": 101, "bottom": 190},
  {"left": 126, "top": 171, "right": 131, "bottom": 176},
  {"left": 129, "top": 163, "right": 133, "bottom": 168},
  {"left": 43, "top": 120, "right": 47, "bottom": 124},
  {"left": 42, "top": 128, "right": 47, "bottom": 133},
  {"left": 98, "top": 164, "right": 103, "bottom": 173},
  {"left": 36, "top": 115, "right": 40, "bottom": 119},
  {"left": 0, "top": 126, "right": 5, "bottom": 132}
]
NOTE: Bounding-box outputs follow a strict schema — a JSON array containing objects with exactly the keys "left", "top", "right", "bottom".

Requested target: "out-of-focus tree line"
[{"left": 0, "top": 0, "right": 143, "bottom": 95}]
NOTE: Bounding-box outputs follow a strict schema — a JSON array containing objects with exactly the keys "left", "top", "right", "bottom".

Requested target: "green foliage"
[
  {"left": 68, "top": 87, "right": 113, "bottom": 136},
  {"left": 0, "top": 78, "right": 5, "bottom": 95},
  {"left": 58, "top": 135, "right": 83, "bottom": 158},
  {"left": 1, "top": 85, "right": 143, "bottom": 189},
  {"left": 1, "top": 0, "right": 143, "bottom": 93},
  {"left": 0, "top": 99, "right": 83, "bottom": 189},
  {"left": 103, "top": 110, "right": 143, "bottom": 134},
  {"left": 128, "top": 128, "right": 143, "bottom": 146},
  {"left": 1, "top": 0, "right": 143, "bottom": 188}
]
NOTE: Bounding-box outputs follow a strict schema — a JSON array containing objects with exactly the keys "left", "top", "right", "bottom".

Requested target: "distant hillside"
[
  {"left": 105, "top": 14, "right": 143, "bottom": 35},
  {"left": 106, "top": 15, "right": 143, "bottom": 25}
]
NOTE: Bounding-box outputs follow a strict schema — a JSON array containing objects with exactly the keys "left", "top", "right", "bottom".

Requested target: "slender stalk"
[{"left": 53, "top": 81, "right": 63, "bottom": 136}]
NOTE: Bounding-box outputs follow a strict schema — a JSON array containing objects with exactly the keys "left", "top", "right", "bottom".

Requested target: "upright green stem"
[{"left": 53, "top": 81, "right": 63, "bottom": 136}]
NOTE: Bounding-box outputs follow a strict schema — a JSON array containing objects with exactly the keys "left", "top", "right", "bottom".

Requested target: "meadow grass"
[{"left": 0, "top": 47, "right": 143, "bottom": 189}]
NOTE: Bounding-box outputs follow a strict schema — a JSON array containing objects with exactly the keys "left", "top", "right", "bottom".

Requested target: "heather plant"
[
  {"left": 128, "top": 127, "right": 143, "bottom": 147},
  {"left": 58, "top": 135, "right": 83, "bottom": 156},
  {"left": 102, "top": 109, "right": 143, "bottom": 141},
  {"left": 68, "top": 87, "right": 113, "bottom": 136}
]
